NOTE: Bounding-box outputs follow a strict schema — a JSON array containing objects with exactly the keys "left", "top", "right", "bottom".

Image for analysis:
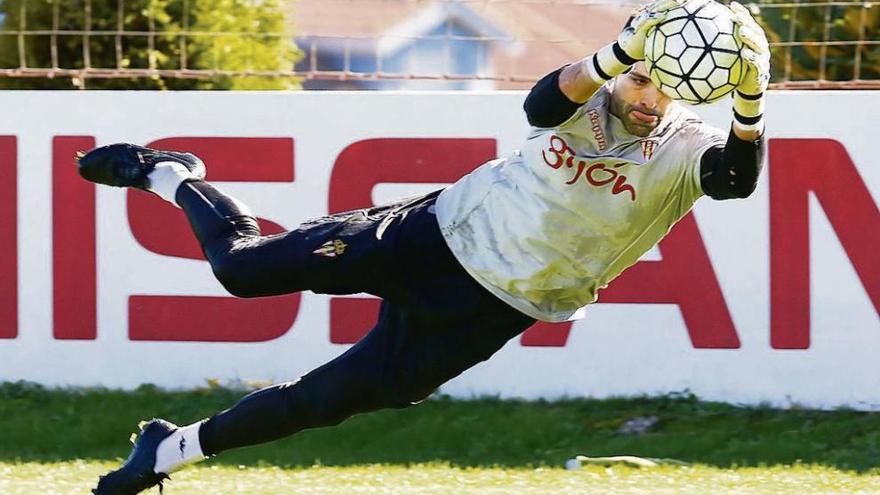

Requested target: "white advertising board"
[{"left": 0, "top": 90, "right": 876, "bottom": 409}]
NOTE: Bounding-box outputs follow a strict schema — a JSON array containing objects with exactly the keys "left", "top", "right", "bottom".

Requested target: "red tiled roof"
[
  {"left": 290, "top": 0, "right": 636, "bottom": 89},
  {"left": 292, "top": 0, "right": 428, "bottom": 38}
]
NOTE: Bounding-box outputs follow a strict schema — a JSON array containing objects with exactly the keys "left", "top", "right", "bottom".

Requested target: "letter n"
[
  {"left": 521, "top": 213, "right": 740, "bottom": 348},
  {"left": 0, "top": 137, "right": 16, "bottom": 339},
  {"left": 770, "top": 139, "right": 880, "bottom": 349}
]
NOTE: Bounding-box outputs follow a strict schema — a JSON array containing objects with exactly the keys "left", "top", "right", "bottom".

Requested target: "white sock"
[
  {"left": 147, "top": 162, "right": 198, "bottom": 207},
  {"left": 154, "top": 421, "right": 208, "bottom": 474}
]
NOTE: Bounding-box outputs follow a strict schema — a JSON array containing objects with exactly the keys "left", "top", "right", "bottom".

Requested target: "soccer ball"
[{"left": 644, "top": 0, "right": 745, "bottom": 105}]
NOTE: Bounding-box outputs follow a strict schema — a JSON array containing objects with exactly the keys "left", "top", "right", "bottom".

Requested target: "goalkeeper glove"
[
  {"left": 731, "top": 1, "right": 771, "bottom": 135},
  {"left": 582, "top": 0, "right": 685, "bottom": 84}
]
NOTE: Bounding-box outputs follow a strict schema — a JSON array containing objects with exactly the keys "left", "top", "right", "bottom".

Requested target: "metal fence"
[{"left": 0, "top": 0, "right": 876, "bottom": 89}]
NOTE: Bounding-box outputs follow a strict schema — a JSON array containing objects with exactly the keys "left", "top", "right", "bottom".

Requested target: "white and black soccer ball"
[{"left": 644, "top": 0, "right": 745, "bottom": 105}]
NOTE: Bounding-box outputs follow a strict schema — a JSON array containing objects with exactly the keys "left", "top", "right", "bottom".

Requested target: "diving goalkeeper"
[{"left": 82, "top": 1, "right": 770, "bottom": 493}]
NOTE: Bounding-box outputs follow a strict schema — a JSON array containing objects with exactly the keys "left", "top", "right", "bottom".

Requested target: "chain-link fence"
[{"left": 0, "top": 0, "right": 876, "bottom": 89}]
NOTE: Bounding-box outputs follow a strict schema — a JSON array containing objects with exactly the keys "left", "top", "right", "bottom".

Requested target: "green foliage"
[
  {"left": 0, "top": 0, "right": 300, "bottom": 89},
  {"left": 754, "top": 0, "right": 880, "bottom": 83}
]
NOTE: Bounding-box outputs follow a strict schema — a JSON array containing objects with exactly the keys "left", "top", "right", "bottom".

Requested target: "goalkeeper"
[{"left": 83, "top": 1, "right": 769, "bottom": 493}]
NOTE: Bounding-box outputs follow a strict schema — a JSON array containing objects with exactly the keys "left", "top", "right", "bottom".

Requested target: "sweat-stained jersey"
[{"left": 434, "top": 86, "right": 727, "bottom": 322}]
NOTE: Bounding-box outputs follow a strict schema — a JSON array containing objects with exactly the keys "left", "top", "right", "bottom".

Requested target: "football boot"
[
  {"left": 92, "top": 419, "right": 177, "bottom": 495},
  {"left": 77, "top": 143, "right": 205, "bottom": 191}
]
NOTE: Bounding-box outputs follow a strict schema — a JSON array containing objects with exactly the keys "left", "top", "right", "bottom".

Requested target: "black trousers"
[{"left": 175, "top": 181, "right": 536, "bottom": 456}]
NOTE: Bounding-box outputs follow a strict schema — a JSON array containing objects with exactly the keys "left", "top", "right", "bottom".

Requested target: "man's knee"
[
  {"left": 208, "top": 249, "right": 263, "bottom": 298},
  {"left": 285, "top": 373, "right": 381, "bottom": 428},
  {"left": 382, "top": 369, "right": 439, "bottom": 408},
  {"left": 288, "top": 366, "right": 433, "bottom": 429}
]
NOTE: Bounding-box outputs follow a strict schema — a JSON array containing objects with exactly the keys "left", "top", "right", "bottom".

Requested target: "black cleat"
[
  {"left": 76, "top": 143, "right": 206, "bottom": 191},
  {"left": 92, "top": 419, "right": 177, "bottom": 495}
]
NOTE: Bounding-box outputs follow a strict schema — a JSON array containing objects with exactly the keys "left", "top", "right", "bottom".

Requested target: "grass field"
[
  {"left": 2, "top": 381, "right": 880, "bottom": 494},
  {"left": 5, "top": 462, "right": 880, "bottom": 495}
]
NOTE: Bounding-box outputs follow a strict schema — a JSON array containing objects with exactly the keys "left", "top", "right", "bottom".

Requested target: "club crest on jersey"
[
  {"left": 641, "top": 139, "right": 657, "bottom": 160},
  {"left": 313, "top": 239, "right": 347, "bottom": 258},
  {"left": 542, "top": 135, "right": 636, "bottom": 201},
  {"left": 587, "top": 109, "right": 608, "bottom": 151}
]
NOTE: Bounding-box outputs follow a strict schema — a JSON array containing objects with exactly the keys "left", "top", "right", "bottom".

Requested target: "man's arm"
[
  {"left": 522, "top": 67, "right": 589, "bottom": 128},
  {"left": 699, "top": 129, "right": 765, "bottom": 200},
  {"left": 699, "top": 1, "right": 771, "bottom": 200},
  {"left": 523, "top": 0, "right": 683, "bottom": 128}
]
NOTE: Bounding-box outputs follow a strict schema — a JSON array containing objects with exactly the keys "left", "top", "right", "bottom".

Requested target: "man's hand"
[
  {"left": 730, "top": 1, "right": 770, "bottom": 139},
  {"left": 577, "top": 0, "right": 685, "bottom": 94},
  {"left": 560, "top": 0, "right": 685, "bottom": 104},
  {"left": 618, "top": 0, "right": 686, "bottom": 62},
  {"left": 732, "top": 1, "right": 771, "bottom": 96}
]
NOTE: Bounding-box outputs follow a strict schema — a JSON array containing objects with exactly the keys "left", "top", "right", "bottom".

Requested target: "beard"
[{"left": 620, "top": 103, "right": 662, "bottom": 137}]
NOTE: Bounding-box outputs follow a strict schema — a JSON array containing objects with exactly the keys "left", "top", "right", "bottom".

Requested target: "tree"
[
  {"left": 0, "top": 0, "right": 300, "bottom": 89},
  {"left": 754, "top": 0, "right": 879, "bottom": 83}
]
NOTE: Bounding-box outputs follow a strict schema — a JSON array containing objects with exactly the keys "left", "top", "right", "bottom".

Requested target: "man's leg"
[
  {"left": 194, "top": 295, "right": 536, "bottom": 457},
  {"left": 80, "top": 144, "right": 413, "bottom": 494},
  {"left": 94, "top": 299, "right": 427, "bottom": 494},
  {"left": 198, "top": 302, "right": 424, "bottom": 455},
  {"left": 172, "top": 178, "right": 397, "bottom": 298},
  {"left": 78, "top": 143, "right": 395, "bottom": 299},
  {"left": 100, "top": 289, "right": 533, "bottom": 494},
  {"left": 173, "top": 179, "right": 306, "bottom": 297}
]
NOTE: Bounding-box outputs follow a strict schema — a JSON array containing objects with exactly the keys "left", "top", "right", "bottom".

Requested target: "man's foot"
[
  {"left": 76, "top": 143, "right": 206, "bottom": 191},
  {"left": 92, "top": 419, "right": 177, "bottom": 495}
]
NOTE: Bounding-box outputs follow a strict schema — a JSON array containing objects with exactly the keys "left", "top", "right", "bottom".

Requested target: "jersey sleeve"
[{"left": 524, "top": 102, "right": 588, "bottom": 142}]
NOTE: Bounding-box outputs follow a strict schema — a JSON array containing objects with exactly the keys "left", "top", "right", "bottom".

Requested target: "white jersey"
[{"left": 435, "top": 86, "right": 726, "bottom": 322}]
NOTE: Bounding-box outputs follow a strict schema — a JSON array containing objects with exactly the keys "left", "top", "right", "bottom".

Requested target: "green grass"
[
  {"left": 3, "top": 462, "right": 880, "bottom": 495},
  {"left": 2, "top": 381, "right": 880, "bottom": 493}
]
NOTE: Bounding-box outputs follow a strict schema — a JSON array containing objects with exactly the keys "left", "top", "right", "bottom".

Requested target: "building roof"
[{"left": 290, "top": 0, "right": 636, "bottom": 89}]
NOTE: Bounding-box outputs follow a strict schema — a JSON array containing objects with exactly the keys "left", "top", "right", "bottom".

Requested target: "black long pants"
[{"left": 174, "top": 181, "right": 536, "bottom": 456}]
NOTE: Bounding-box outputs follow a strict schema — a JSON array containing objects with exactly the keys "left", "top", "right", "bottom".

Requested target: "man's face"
[{"left": 609, "top": 63, "right": 674, "bottom": 137}]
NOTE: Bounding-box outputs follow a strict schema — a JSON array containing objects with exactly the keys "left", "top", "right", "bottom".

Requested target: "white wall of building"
[{"left": 0, "top": 91, "right": 876, "bottom": 409}]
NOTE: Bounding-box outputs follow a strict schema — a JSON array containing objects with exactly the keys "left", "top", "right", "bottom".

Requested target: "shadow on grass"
[{"left": 2, "top": 381, "right": 879, "bottom": 472}]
